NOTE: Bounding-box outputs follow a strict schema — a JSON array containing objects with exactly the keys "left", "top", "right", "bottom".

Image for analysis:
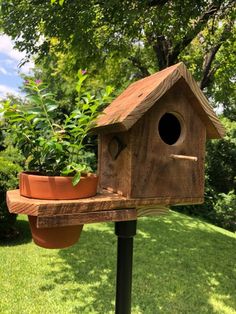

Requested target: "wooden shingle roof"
[{"left": 94, "top": 62, "right": 225, "bottom": 139}]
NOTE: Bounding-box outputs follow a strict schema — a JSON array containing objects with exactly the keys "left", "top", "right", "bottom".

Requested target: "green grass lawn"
[{"left": 0, "top": 211, "right": 235, "bottom": 314}]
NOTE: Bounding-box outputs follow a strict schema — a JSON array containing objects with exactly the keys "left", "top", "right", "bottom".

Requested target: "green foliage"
[
  {"left": 0, "top": 157, "right": 21, "bottom": 192},
  {"left": 214, "top": 191, "right": 236, "bottom": 232},
  {"left": 1, "top": 72, "right": 113, "bottom": 184},
  {"left": 181, "top": 19, "right": 236, "bottom": 117},
  {"left": 0, "top": 147, "right": 23, "bottom": 239},
  {"left": 1, "top": 0, "right": 235, "bottom": 106},
  {"left": 51, "top": 0, "right": 64, "bottom": 5},
  {"left": 208, "top": 34, "right": 236, "bottom": 120},
  {"left": 0, "top": 131, "right": 4, "bottom": 151},
  {"left": 206, "top": 117, "right": 236, "bottom": 193}
]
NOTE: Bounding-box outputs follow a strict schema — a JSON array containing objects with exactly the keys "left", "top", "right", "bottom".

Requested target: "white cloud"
[
  {"left": 0, "top": 34, "right": 34, "bottom": 99},
  {"left": 0, "top": 66, "right": 8, "bottom": 75},
  {"left": 20, "top": 60, "right": 35, "bottom": 74},
  {"left": 0, "top": 84, "right": 19, "bottom": 98},
  {"left": 0, "top": 34, "right": 34, "bottom": 73},
  {"left": 1, "top": 58, "right": 15, "bottom": 65},
  {"left": 0, "top": 34, "right": 25, "bottom": 62}
]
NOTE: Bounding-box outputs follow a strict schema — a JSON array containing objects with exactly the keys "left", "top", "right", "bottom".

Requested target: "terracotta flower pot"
[
  {"left": 28, "top": 216, "right": 83, "bottom": 249},
  {"left": 19, "top": 172, "right": 98, "bottom": 200},
  {"left": 19, "top": 172, "right": 98, "bottom": 249}
]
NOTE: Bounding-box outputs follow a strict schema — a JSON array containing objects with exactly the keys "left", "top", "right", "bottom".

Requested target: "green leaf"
[
  {"left": 55, "top": 142, "right": 63, "bottom": 152},
  {"left": 82, "top": 103, "right": 89, "bottom": 110},
  {"left": 46, "top": 104, "right": 58, "bottom": 112},
  {"left": 72, "top": 172, "right": 81, "bottom": 186},
  {"left": 3, "top": 111, "right": 19, "bottom": 118},
  {"left": 90, "top": 104, "right": 99, "bottom": 113},
  {"left": 27, "top": 95, "right": 41, "bottom": 105},
  {"left": 8, "top": 117, "right": 25, "bottom": 122},
  {"left": 27, "top": 107, "right": 43, "bottom": 114},
  {"left": 105, "top": 85, "right": 114, "bottom": 95},
  {"left": 25, "top": 114, "right": 37, "bottom": 121},
  {"left": 41, "top": 92, "right": 55, "bottom": 98}
]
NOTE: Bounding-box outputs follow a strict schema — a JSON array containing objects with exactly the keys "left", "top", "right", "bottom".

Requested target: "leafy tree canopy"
[{"left": 0, "top": 0, "right": 235, "bottom": 116}]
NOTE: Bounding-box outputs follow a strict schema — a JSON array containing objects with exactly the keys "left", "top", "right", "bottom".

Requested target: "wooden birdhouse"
[{"left": 93, "top": 62, "right": 225, "bottom": 205}]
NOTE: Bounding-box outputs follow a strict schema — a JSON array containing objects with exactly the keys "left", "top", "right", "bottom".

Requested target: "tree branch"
[
  {"left": 146, "top": 0, "right": 169, "bottom": 7},
  {"left": 169, "top": 1, "right": 225, "bottom": 65},
  {"left": 146, "top": 33, "right": 172, "bottom": 70},
  {"left": 200, "top": 48, "right": 220, "bottom": 89},
  {"left": 128, "top": 56, "right": 150, "bottom": 77},
  {"left": 153, "top": 36, "right": 172, "bottom": 70},
  {"left": 200, "top": 22, "right": 233, "bottom": 89}
]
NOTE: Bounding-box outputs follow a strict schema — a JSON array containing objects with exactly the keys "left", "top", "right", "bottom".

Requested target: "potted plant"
[{"left": 1, "top": 70, "right": 113, "bottom": 248}]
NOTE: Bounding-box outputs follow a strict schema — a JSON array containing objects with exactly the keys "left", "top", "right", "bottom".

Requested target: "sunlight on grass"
[
  {"left": 0, "top": 211, "right": 235, "bottom": 313},
  {"left": 209, "top": 295, "right": 236, "bottom": 314}
]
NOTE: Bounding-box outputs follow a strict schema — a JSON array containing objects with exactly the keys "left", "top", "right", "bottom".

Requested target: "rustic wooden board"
[
  {"left": 99, "top": 132, "right": 132, "bottom": 197},
  {"left": 130, "top": 82, "right": 206, "bottom": 199},
  {"left": 7, "top": 189, "right": 200, "bottom": 217},
  {"left": 37, "top": 207, "right": 169, "bottom": 228},
  {"left": 177, "top": 67, "right": 225, "bottom": 138},
  {"left": 7, "top": 190, "right": 172, "bottom": 228},
  {"left": 93, "top": 62, "right": 224, "bottom": 139},
  {"left": 37, "top": 208, "right": 137, "bottom": 228}
]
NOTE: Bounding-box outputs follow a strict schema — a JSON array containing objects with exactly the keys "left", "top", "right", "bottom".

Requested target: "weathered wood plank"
[
  {"left": 177, "top": 64, "right": 225, "bottom": 138},
  {"left": 130, "top": 83, "right": 206, "bottom": 199},
  {"left": 94, "top": 65, "right": 181, "bottom": 131},
  {"left": 93, "top": 62, "right": 224, "bottom": 139},
  {"left": 37, "top": 208, "right": 137, "bottom": 228},
  {"left": 7, "top": 189, "right": 203, "bottom": 216},
  {"left": 99, "top": 132, "right": 132, "bottom": 197}
]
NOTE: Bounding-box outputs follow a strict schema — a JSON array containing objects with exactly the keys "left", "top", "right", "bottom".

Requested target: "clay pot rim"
[{"left": 20, "top": 171, "right": 97, "bottom": 180}]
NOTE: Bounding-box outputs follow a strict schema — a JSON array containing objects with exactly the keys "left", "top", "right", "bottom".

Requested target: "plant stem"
[{"left": 37, "top": 87, "right": 55, "bottom": 134}]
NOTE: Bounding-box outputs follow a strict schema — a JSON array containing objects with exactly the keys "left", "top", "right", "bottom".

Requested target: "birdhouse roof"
[{"left": 94, "top": 62, "right": 224, "bottom": 139}]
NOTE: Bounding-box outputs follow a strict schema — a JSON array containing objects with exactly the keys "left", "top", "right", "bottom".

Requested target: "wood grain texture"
[
  {"left": 37, "top": 207, "right": 169, "bottom": 228},
  {"left": 99, "top": 132, "right": 132, "bottom": 197},
  {"left": 37, "top": 209, "right": 137, "bottom": 228},
  {"left": 137, "top": 206, "right": 169, "bottom": 217},
  {"left": 177, "top": 64, "right": 225, "bottom": 138},
  {"left": 130, "top": 83, "right": 206, "bottom": 199},
  {"left": 7, "top": 189, "right": 201, "bottom": 217},
  {"left": 93, "top": 62, "right": 224, "bottom": 139},
  {"left": 170, "top": 154, "right": 198, "bottom": 161}
]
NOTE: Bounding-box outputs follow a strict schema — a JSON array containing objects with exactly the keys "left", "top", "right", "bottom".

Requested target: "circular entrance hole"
[{"left": 158, "top": 112, "right": 182, "bottom": 145}]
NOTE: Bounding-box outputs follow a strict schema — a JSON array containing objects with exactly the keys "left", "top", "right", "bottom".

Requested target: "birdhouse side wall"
[
  {"left": 129, "top": 83, "right": 206, "bottom": 203},
  {"left": 98, "top": 132, "right": 132, "bottom": 196}
]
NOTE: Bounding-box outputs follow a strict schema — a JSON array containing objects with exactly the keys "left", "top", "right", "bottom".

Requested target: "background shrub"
[
  {"left": 214, "top": 191, "right": 236, "bottom": 232},
  {"left": 0, "top": 147, "right": 23, "bottom": 240}
]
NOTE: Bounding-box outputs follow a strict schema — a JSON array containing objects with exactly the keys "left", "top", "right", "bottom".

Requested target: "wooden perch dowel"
[{"left": 170, "top": 154, "right": 198, "bottom": 161}]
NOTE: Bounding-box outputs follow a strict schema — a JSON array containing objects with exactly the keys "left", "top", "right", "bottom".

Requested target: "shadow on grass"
[
  {"left": 0, "top": 219, "right": 32, "bottom": 246},
  {"left": 41, "top": 223, "right": 116, "bottom": 313},
  {"left": 40, "top": 211, "right": 236, "bottom": 314}
]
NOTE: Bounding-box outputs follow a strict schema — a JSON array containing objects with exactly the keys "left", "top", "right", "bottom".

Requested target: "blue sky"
[{"left": 0, "top": 34, "right": 34, "bottom": 98}]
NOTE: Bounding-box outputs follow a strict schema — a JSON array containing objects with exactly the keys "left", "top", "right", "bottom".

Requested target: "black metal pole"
[{"left": 115, "top": 220, "right": 137, "bottom": 314}]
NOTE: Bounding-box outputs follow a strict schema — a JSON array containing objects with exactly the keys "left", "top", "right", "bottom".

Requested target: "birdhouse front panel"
[{"left": 129, "top": 82, "right": 206, "bottom": 200}]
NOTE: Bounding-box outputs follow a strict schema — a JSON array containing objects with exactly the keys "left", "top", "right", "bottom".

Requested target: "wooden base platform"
[{"left": 7, "top": 190, "right": 172, "bottom": 228}]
